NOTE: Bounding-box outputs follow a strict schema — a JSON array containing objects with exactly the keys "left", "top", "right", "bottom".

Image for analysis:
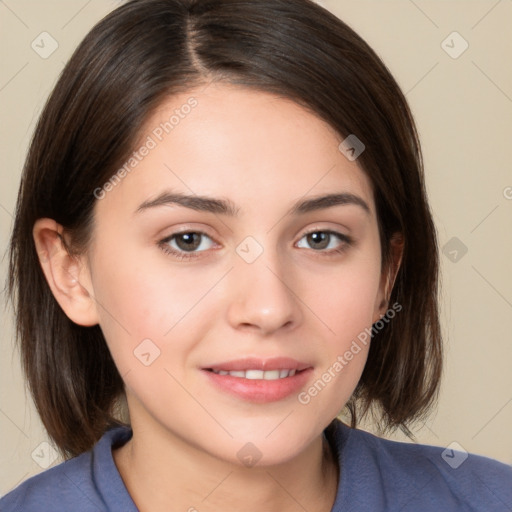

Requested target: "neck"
[{"left": 113, "top": 418, "right": 339, "bottom": 512}]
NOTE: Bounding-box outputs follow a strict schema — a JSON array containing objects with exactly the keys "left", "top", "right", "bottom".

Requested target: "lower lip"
[{"left": 201, "top": 368, "right": 313, "bottom": 403}]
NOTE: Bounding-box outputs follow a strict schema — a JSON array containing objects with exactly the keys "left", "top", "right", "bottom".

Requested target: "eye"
[
  {"left": 159, "top": 231, "right": 216, "bottom": 260},
  {"left": 296, "top": 229, "right": 353, "bottom": 255}
]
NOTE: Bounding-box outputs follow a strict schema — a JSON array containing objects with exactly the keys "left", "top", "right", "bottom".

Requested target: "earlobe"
[
  {"left": 373, "top": 232, "right": 404, "bottom": 322},
  {"left": 33, "top": 218, "right": 99, "bottom": 327}
]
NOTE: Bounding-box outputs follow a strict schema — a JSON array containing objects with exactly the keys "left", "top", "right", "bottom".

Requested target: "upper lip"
[{"left": 203, "top": 357, "right": 312, "bottom": 372}]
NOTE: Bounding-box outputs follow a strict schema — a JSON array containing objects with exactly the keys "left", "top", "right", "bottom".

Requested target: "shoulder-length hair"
[{"left": 7, "top": 0, "right": 442, "bottom": 458}]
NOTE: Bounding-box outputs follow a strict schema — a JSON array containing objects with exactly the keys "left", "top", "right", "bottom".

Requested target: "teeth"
[
  {"left": 245, "top": 370, "right": 264, "bottom": 379},
  {"left": 211, "top": 369, "right": 298, "bottom": 380}
]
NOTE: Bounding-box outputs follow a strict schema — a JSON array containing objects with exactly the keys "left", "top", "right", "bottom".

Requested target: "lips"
[{"left": 201, "top": 357, "right": 313, "bottom": 402}]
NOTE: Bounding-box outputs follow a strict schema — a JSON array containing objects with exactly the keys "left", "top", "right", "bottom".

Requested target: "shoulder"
[
  {"left": 0, "top": 426, "right": 134, "bottom": 512},
  {"left": 330, "top": 420, "right": 512, "bottom": 511},
  {"left": 0, "top": 452, "right": 103, "bottom": 512}
]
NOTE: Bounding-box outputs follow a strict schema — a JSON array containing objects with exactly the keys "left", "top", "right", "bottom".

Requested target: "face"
[{"left": 80, "top": 83, "right": 389, "bottom": 465}]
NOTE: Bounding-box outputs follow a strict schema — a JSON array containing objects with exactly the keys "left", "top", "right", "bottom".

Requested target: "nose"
[{"left": 226, "top": 248, "right": 303, "bottom": 336}]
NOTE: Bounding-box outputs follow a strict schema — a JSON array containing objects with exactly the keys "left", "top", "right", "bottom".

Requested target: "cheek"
[
  {"left": 311, "top": 253, "right": 382, "bottom": 343},
  {"left": 88, "top": 240, "right": 219, "bottom": 374},
  {"left": 298, "top": 250, "right": 381, "bottom": 413}
]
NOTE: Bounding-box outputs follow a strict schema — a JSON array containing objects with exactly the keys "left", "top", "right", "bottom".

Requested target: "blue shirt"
[{"left": 1, "top": 419, "right": 511, "bottom": 511}]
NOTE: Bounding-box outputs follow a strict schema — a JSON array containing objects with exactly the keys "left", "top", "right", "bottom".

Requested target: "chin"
[{"left": 205, "top": 423, "right": 319, "bottom": 468}]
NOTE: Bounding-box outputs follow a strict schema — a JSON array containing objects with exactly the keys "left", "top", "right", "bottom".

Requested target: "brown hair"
[{"left": 7, "top": 0, "right": 442, "bottom": 458}]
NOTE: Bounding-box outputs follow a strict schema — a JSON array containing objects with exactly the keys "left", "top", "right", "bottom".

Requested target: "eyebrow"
[{"left": 135, "top": 190, "right": 371, "bottom": 217}]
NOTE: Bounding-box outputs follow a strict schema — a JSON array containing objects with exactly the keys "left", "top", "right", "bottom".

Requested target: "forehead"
[{"left": 97, "top": 82, "right": 375, "bottom": 218}]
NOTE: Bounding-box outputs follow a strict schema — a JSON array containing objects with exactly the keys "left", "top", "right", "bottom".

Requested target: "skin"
[{"left": 34, "top": 82, "right": 402, "bottom": 512}]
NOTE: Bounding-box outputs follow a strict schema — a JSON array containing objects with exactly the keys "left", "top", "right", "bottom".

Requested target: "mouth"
[
  {"left": 205, "top": 368, "right": 304, "bottom": 379},
  {"left": 201, "top": 357, "right": 313, "bottom": 403}
]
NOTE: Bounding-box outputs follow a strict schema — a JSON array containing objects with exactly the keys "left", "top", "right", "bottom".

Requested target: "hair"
[{"left": 7, "top": 0, "right": 442, "bottom": 458}]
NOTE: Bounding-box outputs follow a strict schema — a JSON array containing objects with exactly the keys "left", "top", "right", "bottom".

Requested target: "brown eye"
[
  {"left": 159, "top": 231, "right": 216, "bottom": 260},
  {"left": 297, "top": 230, "right": 352, "bottom": 253}
]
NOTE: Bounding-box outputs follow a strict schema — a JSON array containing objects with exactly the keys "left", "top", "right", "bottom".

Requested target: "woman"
[{"left": 3, "top": 0, "right": 511, "bottom": 510}]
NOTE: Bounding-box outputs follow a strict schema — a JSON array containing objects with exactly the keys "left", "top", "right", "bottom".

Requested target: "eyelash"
[{"left": 158, "top": 229, "right": 353, "bottom": 261}]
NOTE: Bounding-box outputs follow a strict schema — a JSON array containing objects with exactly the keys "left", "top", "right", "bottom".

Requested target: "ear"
[
  {"left": 372, "top": 232, "right": 404, "bottom": 323},
  {"left": 33, "top": 218, "right": 99, "bottom": 327}
]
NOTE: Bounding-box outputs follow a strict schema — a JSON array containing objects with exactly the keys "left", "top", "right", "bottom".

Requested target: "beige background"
[{"left": 1, "top": 0, "right": 511, "bottom": 496}]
